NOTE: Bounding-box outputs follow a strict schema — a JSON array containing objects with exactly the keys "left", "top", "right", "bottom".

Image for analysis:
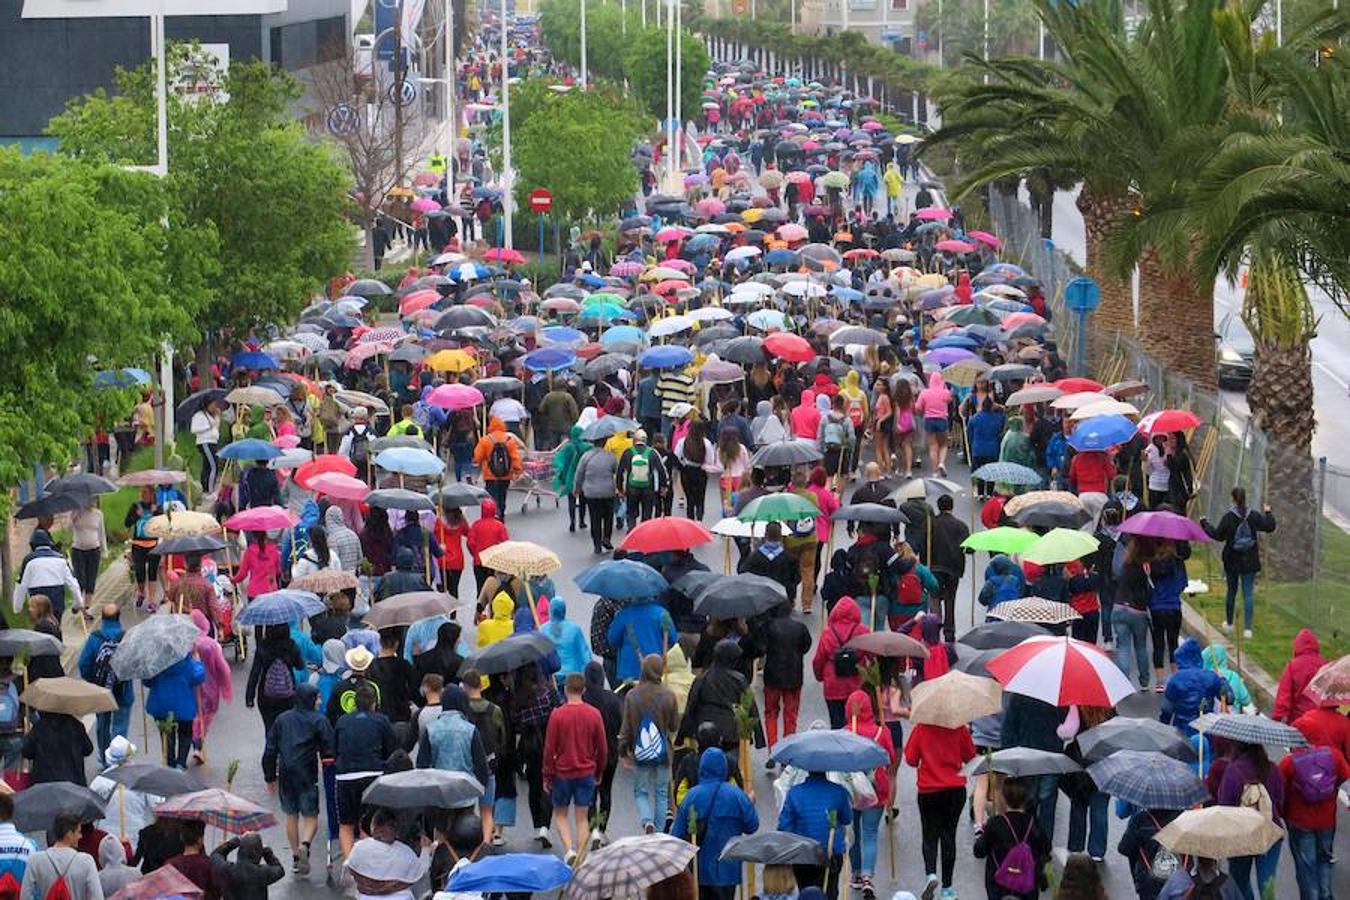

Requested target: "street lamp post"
[
  {"left": 580, "top": 0, "right": 588, "bottom": 87},
  {"left": 665, "top": 0, "right": 675, "bottom": 190},
  {"left": 500, "top": 0, "right": 514, "bottom": 248}
]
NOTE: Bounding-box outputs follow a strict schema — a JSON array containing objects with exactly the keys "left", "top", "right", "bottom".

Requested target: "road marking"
[{"left": 1313, "top": 361, "right": 1350, "bottom": 392}]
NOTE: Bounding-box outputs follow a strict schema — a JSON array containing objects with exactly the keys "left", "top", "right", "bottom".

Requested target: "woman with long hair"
[
  {"left": 675, "top": 419, "right": 717, "bottom": 522},
  {"left": 871, "top": 379, "right": 894, "bottom": 475},
  {"left": 291, "top": 525, "right": 338, "bottom": 581},
  {"left": 891, "top": 377, "right": 917, "bottom": 477},
  {"left": 716, "top": 427, "right": 750, "bottom": 515}
]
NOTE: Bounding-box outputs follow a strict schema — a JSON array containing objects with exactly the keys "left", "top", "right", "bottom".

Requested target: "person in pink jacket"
[
  {"left": 790, "top": 389, "right": 821, "bottom": 440},
  {"left": 234, "top": 531, "right": 281, "bottom": 599},
  {"left": 915, "top": 373, "right": 953, "bottom": 476},
  {"left": 189, "top": 609, "right": 234, "bottom": 764},
  {"left": 812, "top": 597, "right": 871, "bottom": 728}
]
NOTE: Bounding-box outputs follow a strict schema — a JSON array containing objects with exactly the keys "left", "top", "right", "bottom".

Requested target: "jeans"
[
  {"left": 917, "top": 787, "right": 965, "bottom": 886},
  {"left": 1287, "top": 826, "right": 1333, "bottom": 900},
  {"left": 96, "top": 706, "right": 132, "bottom": 765},
  {"left": 1034, "top": 774, "right": 1059, "bottom": 844},
  {"left": 1229, "top": 838, "right": 1282, "bottom": 900},
  {"left": 451, "top": 441, "right": 473, "bottom": 481},
  {"left": 1113, "top": 605, "right": 1152, "bottom": 688},
  {"left": 763, "top": 687, "right": 801, "bottom": 748},
  {"left": 1225, "top": 571, "right": 1256, "bottom": 628},
  {"left": 848, "top": 806, "right": 883, "bottom": 876},
  {"left": 161, "top": 717, "right": 194, "bottom": 769},
  {"left": 485, "top": 479, "right": 509, "bottom": 522},
  {"left": 1067, "top": 789, "right": 1108, "bottom": 859},
  {"left": 632, "top": 764, "right": 670, "bottom": 829}
]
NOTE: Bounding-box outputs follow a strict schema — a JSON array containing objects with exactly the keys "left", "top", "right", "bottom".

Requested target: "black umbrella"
[
  {"left": 963, "top": 748, "right": 1082, "bottom": 777},
  {"left": 175, "top": 388, "right": 229, "bottom": 426},
  {"left": 362, "top": 769, "right": 484, "bottom": 810},
  {"left": 476, "top": 376, "right": 525, "bottom": 396},
  {"left": 693, "top": 574, "right": 787, "bottom": 619},
  {"left": 1078, "top": 717, "right": 1198, "bottom": 763},
  {"left": 953, "top": 644, "right": 1002, "bottom": 679},
  {"left": 432, "top": 482, "right": 491, "bottom": 508},
  {"left": 750, "top": 439, "right": 823, "bottom": 468},
  {"left": 347, "top": 278, "right": 393, "bottom": 297},
  {"left": 583, "top": 353, "right": 633, "bottom": 382},
  {"left": 721, "top": 831, "right": 826, "bottom": 866},
  {"left": 1010, "top": 502, "right": 1091, "bottom": 529},
  {"left": 366, "top": 489, "right": 435, "bottom": 511},
  {"left": 987, "top": 364, "right": 1037, "bottom": 382},
  {"left": 13, "top": 783, "right": 106, "bottom": 833},
  {"left": 694, "top": 326, "right": 740, "bottom": 347},
  {"left": 460, "top": 632, "right": 555, "bottom": 676},
  {"left": 671, "top": 571, "right": 723, "bottom": 601},
  {"left": 436, "top": 307, "right": 497, "bottom": 331},
  {"left": 830, "top": 503, "right": 909, "bottom": 525},
  {"left": 101, "top": 763, "right": 206, "bottom": 796},
  {"left": 719, "top": 336, "right": 766, "bottom": 365},
  {"left": 47, "top": 473, "right": 119, "bottom": 497},
  {"left": 0, "top": 629, "right": 62, "bottom": 658},
  {"left": 150, "top": 534, "right": 227, "bottom": 556},
  {"left": 16, "top": 492, "right": 86, "bottom": 520},
  {"left": 390, "top": 345, "right": 429, "bottom": 365},
  {"left": 957, "top": 620, "right": 1050, "bottom": 650}
]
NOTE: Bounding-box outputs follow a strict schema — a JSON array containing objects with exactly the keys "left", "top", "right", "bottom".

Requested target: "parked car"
[{"left": 1216, "top": 311, "right": 1255, "bottom": 390}]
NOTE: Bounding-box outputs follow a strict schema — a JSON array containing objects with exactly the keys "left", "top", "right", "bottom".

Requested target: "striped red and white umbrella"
[{"left": 986, "top": 636, "right": 1135, "bottom": 707}]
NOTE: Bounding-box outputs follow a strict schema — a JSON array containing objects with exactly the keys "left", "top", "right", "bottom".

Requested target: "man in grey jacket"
[
  {"left": 20, "top": 814, "right": 102, "bottom": 900},
  {"left": 573, "top": 440, "right": 618, "bottom": 554}
]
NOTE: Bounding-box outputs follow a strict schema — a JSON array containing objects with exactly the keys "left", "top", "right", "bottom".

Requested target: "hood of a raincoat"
[
  {"left": 816, "top": 392, "right": 831, "bottom": 413},
  {"left": 846, "top": 688, "right": 876, "bottom": 728},
  {"left": 698, "top": 746, "right": 729, "bottom": 783},
  {"left": 442, "top": 684, "right": 471, "bottom": 715},
  {"left": 549, "top": 596, "right": 568, "bottom": 623},
  {"left": 755, "top": 400, "right": 773, "bottom": 418},
  {"left": 488, "top": 417, "right": 507, "bottom": 434},
  {"left": 293, "top": 682, "right": 319, "bottom": 710},
  {"left": 324, "top": 505, "right": 349, "bottom": 532},
  {"left": 100, "top": 833, "right": 129, "bottom": 869},
  {"left": 479, "top": 498, "right": 499, "bottom": 520},
  {"left": 1202, "top": 644, "right": 1233, "bottom": 673},
  {"left": 513, "top": 604, "right": 535, "bottom": 633},
  {"left": 828, "top": 595, "right": 862, "bottom": 629},
  {"left": 490, "top": 592, "right": 514, "bottom": 622},
  {"left": 28, "top": 529, "right": 54, "bottom": 549},
  {"left": 666, "top": 643, "right": 691, "bottom": 674},
  {"left": 394, "top": 546, "right": 418, "bottom": 571},
  {"left": 926, "top": 372, "right": 947, "bottom": 394},
  {"left": 190, "top": 609, "right": 211, "bottom": 637},
  {"left": 712, "top": 638, "right": 742, "bottom": 669},
  {"left": 437, "top": 620, "right": 462, "bottom": 649},
  {"left": 918, "top": 613, "right": 944, "bottom": 647},
  {"left": 323, "top": 638, "right": 348, "bottom": 674},
  {"left": 640, "top": 653, "right": 665, "bottom": 683},
  {"left": 568, "top": 424, "right": 585, "bottom": 443},
  {"left": 1293, "top": 628, "right": 1321, "bottom": 657},
  {"left": 987, "top": 554, "right": 1020, "bottom": 578},
  {"left": 844, "top": 371, "right": 861, "bottom": 391},
  {"left": 298, "top": 498, "right": 321, "bottom": 529},
  {"left": 1173, "top": 637, "right": 1204, "bottom": 670},
  {"left": 584, "top": 660, "right": 607, "bottom": 691},
  {"left": 798, "top": 389, "right": 816, "bottom": 410}
]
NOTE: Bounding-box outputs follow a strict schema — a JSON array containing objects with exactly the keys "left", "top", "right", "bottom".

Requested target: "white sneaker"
[
  {"left": 1243, "top": 629, "right": 1253, "bottom": 639},
  {"left": 1222, "top": 621, "right": 1232, "bottom": 632},
  {"left": 536, "top": 826, "right": 552, "bottom": 848},
  {"left": 564, "top": 849, "right": 577, "bottom": 866},
  {"left": 921, "top": 874, "right": 939, "bottom": 900}
]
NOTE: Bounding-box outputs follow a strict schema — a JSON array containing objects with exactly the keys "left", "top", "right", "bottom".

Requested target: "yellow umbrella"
[
  {"left": 741, "top": 208, "right": 765, "bottom": 224},
  {"left": 424, "top": 349, "right": 478, "bottom": 374},
  {"left": 909, "top": 670, "right": 1002, "bottom": 728},
  {"left": 147, "top": 510, "right": 222, "bottom": 538},
  {"left": 478, "top": 541, "right": 562, "bottom": 579}
]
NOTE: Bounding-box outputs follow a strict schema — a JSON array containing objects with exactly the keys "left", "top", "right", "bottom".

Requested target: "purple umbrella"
[
  {"left": 925, "top": 347, "right": 978, "bottom": 367},
  {"left": 1118, "top": 510, "right": 1211, "bottom": 543}
]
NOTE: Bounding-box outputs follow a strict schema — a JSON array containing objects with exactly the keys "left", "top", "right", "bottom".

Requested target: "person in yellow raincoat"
[
  {"left": 884, "top": 162, "right": 905, "bottom": 218},
  {"left": 477, "top": 592, "right": 515, "bottom": 647}
]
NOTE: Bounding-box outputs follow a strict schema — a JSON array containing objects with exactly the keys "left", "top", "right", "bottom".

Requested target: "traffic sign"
[
  {"left": 387, "top": 79, "right": 418, "bottom": 107},
  {"left": 529, "top": 188, "right": 553, "bottom": 214},
  {"left": 1065, "top": 276, "right": 1101, "bottom": 313},
  {"left": 326, "top": 103, "right": 360, "bottom": 136}
]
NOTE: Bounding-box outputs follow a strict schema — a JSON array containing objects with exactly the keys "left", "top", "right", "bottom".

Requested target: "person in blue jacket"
[
  {"left": 280, "top": 499, "right": 321, "bottom": 569},
  {"left": 607, "top": 600, "right": 678, "bottom": 683},
  {"left": 967, "top": 397, "right": 1006, "bottom": 495},
  {"left": 672, "top": 748, "right": 759, "bottom": 900},
  {"left": 77, "top": 603, "right": 135, "bottom": 766},
  {"left": 145, "top": 652, "right": 206, "bottom": 770},
  {"left": 1160, "top": 638, "right": 1231, "bottom": 736},
  {"left": 977, "top": 554, "right": 1025, "bottom": 610},
  {"left": 541, "top": 597, "right": 592, "bottom": 678},
  {"left": 778, "top": 770, "right": 853, "bottom": 900}
]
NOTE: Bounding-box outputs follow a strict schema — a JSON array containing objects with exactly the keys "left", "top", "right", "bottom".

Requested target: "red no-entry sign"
[{"left": 528, "top": 188, "right": 552, "bottom": 213}]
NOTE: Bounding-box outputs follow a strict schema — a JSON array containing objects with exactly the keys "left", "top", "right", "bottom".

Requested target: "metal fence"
[{"left": 988, "top": 189, "right": 1349, "bottom": 653}]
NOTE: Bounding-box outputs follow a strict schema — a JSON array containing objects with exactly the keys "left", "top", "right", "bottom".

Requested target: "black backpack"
[
  {"left": 488, "top": 440, "right": 512, "bottom": 478},
  {"left": 89, "top": 634, "right": 122, "bottom": 690},
  {"left": 830, "top": 626, "right": 859, "bottom": 678},
  {"left": 1184, "top": 872, "right": 1231, "bottom": 900}
]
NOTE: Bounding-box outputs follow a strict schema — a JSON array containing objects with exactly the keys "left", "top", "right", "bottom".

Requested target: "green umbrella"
[
  {"left": 820, "top": 171, "right": 850, "bottom": 189},
  {"left": 961, "top": 526, "right": 1038, "bottom": 554},
  {"left": 738, "top": 492, "right": 820, "bottom": 523},
  {"left": 584, "top": 292, "right": 627, "bottom": 307},
  {"left": 1023, "top": 527, "right": 1100, "bottom": 565},
  {"left": 944, "top": 305, "right": 1003, "bottom": 327}
]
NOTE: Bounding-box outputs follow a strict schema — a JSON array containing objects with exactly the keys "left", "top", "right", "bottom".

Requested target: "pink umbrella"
[
  {"left": 225, "top": 505, "right": 300, "bottom": 531},
  {"left": 307, "top": 472, "right": 372, "bottom": 501},
  {"left": 412, "top": 172, "right": 439, "bottom": 187},
  {"left": 785, "top": 171, "right": 812, "bottom": 184},
  {"left": 610, "top": 261, "right": 644, "bottom": 278},
  {"left": 664, "top": 259, "right": 696, "bottom": 274},
  {"left": 411, "top": 197, "right": 441, "bottom": 213},
  {"left": 399, "top": 289, "right": 442, "bottom": 316},
  {"left": 696, "top": 198, "right": 726, "bottom": 216},
  {"left": 541, "top": 297, "right": 581, "bottom": 313},
  {"left": 359, "top": 326, "right": 405, "bottom": 344},
  {"left": 344, "top": 341, "right": 392, "bottom": 368},
  {"left": 861, "top": 120, "right": 884, "bottom": 131},
  {"left": 968, "top": 230, "right": 1002, "bottom": 248},
  {"left": 426, "top": 382, "right": 486, "bottom": 410},
  {"left": 777, "top": 223, "right": 808, "bottom": 242},
  {"left": 915, "top": 207, "right": 954, "bottom": 221},
  {"left": 935, "top": 239, "right": 976, "bottom": 253},
  {"left": 1137, "top": 409, "right": 1202, "bottom": 435},
  {"left": 1117, "top": 510, "right": 1212, "bottom": 542},
  {"left": 482, "top": 247, "right": 526, "bottom": 265},
  {"left": 1002, "top": 311, "right": 1048, "bottom": 328},
  {"left": 801, "top": 140, "right": 822, "bottom": 151},
  {"left": 272, "top": 435, "right": 301, "bottom": 450},
  {"left": 654, "top": 226, "right": 691, "bottom": 242}
]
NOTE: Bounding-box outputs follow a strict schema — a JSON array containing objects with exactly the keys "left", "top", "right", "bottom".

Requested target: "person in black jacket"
[
  {"left": 262, "top": 683, "right": 334, "bottom": 876},
  {"left": 210, "top": 834, "right": 285, "bottom": 900},
  {"left": 376, "top": 548, "right": 432, "bottom": 602},
  {"left": 972, "top": 777, "right": 1051, "bottom": 900},
  {"left": 1117, "top": 806, "right": 1181, "bottom": 900},
  {"left": 1200, "top": 486, "right": 1276, "bottom": 637},
  {"left": 21, "top": 711, "right": 93, "bottom": 785},
  {"left": 761, "top": 600, "right": 812, "bottom": 768},
  {"left": 413, "top": 621, "right": 465, "bottom": 687},
  {"left": 369, "top": 630, "right": 420, "bottom": 735},
  {"left": 678, "top": 640, "right": 763, "bottom": 776},
  {"left": 1001, "top": 694, "right": 1068, "bottom": 840},
  {"left": 582, "top": 661, "right": 623, "bottom": 845},
  {"left": 738, "top": 523, "right": 798, "bottom": 602},
  {"left": 927, "top": 494, "right": 970, "bottom": 642},
  {"left": 245, "top": 623, "right": 303, "bottom": 735},
  {"left": 334, "top": 685, "right": 398, "bottom": 855}
]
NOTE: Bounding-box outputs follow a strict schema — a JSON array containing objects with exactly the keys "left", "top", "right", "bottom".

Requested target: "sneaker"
[
  {"left": 296, "top": 844, "right": 311, "bottom": 877},
  {"left": 1154, "top": 683, "right": 1166, "bottom": 693},
  {"left": 536, "top": 826, "right": 552, "bottom": 848},
  {"left": 601, "top": 541, "right": 613, "bottom": 551},
  {"left": 765, "top": 758, "right": 776, "bottom": 770},
  {"left": 644, "top": 822, "right": 656, "bottom": 835},
  {"left": 593, "top": 830, "right": 608, "bottom": 848},
  {"left": 1243, "top": 629, "right": 1253, "bottom": 639},
  {"left": 1090, "top": 856, "right": 1104, "bottom": 863},
  {"left": 939, "top": 889, "right": 958, "bottom": 900},
  {"left": 921, "top": 874, "right": 939, "bottom": 900},
  {"left": 564, "top": 849, "right": 577, "bottom": 866},
  {"left": 861, "top": 877, "right": 875, "bottom": 900},
  {"left": 849, "top": 876, "right": 864, "bottom": 892},
  {"left": 490, "top": 829, "right": 506, "bottom": 847},
  {"left": 1222, "top": 620, "right": 1233, "bottom": 632}
]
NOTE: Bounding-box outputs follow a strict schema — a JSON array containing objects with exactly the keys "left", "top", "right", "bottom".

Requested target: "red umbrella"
[
  {"left": 986, "top": 635, "right": 1136, "bottom": 707},
  {"left": 294, "top": 454, "right": 359, "bottom": 490},
  {"left": 652, "top": 280, "right": 687, "bottom": 296},
  {"left": 307, "top": 472, "right": 372, "bottom": 502},
  {"left": 620, "top": 517, "right": 715, "bottom": 553},
  {"left": 763, "top": 332, "right": 815, "bottom": 362},
  {"left": 482, "top": 247, "right": 525, "bottom": 265},
  {"left": 1055, "top": 377, "right": 1105, "bottom": 394},
  {"left": 842, "top": 248, "right": 878, "bottom": 260},
  {"left": 935, "top": 239, "right": 977, "bottom": 254},
  {"left": 398, "top": 289, "right": 441, "bottom": 316},
  {"left": 1137, "top": 409, "right": 1202, "bottom": 435}
]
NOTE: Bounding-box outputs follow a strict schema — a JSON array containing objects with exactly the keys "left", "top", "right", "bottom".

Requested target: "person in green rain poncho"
[{"left": 553, "top": 425, "right": 589, "bottom": 533}]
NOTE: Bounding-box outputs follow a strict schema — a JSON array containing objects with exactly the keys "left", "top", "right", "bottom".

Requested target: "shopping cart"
[{"left": 511, "top": 448, "right": 560, "bottom": 515}]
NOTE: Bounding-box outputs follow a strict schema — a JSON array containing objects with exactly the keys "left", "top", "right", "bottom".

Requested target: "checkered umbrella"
[
  {"left": 155, "top": 788, "right": 277, "bottom": 834},
  {"left": 987, "top": 597, "right": 1082, "bottom": 625},
  {"left": 109, "top": 865, "right": 205, "bottom": 900},
  {"left": 1193, "top": 713, "right": 1309, "bottom": 748},
  {"left": 971, "top": 462, "right": 1043, "bottom": 486},
  {"left": 1088, "top": 751, "right": 1209, "bottom": 810},
  {"left": 564, "top": 834, "right": 696, "bottom": 900}
]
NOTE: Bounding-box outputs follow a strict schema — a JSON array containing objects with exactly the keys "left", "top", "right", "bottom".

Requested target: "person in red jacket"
[
  {"left": 1278, "top": 743, "right": 1350, "bottom": 899},
  {"left": 904, "top": 718, "right": 977, "bottom": 899},
  {"left": 465, "top": 499, "right": 509, "bottom": 596},
  {"left": 1294, "top": 704, "right": 1350, "bottom": 762},
  {"left": 542, "top": 673, "right": 607, "bottom": 863},
  {"left": 844, "top": 690, "right": 895, "bottom": 900},
  {"left": 812, "top": 597, "right": 870, "bottom": 728},
  {"left": 1067, "top": 449, "right": 1115, "bottom": 496},
  {"left": 433, "top": 506, "right": 470, "bottom": 599},
  {"left": 1273, "top": 629, "right": 1327, "bottom": 723}
]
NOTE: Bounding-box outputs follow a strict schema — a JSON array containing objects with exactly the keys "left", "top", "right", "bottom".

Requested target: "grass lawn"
[{"left": 1186, "top": 520, "right": 1350, "bottom": 678}]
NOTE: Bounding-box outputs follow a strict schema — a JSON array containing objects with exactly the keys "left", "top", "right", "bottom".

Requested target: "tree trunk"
[
  {"left": 1247, "top": 336, "right": 1317, "bottom": 580},
  {"left": 1136, "top": 246, "right": 1216, "bottom": 391},
  {"left": 1076, "top": 187, "right": 1134, "bottom": 361},
  {"left": 196, "top": 341, "right": 216, "bottom": 391}
]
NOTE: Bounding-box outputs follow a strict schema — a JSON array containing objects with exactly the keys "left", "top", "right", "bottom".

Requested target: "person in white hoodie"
[
  {"left": 190, "top": 398, "right": 222, "bottom": 495},
  {"left": 13, "top": 530, "right": 82, "bottom": 618}
]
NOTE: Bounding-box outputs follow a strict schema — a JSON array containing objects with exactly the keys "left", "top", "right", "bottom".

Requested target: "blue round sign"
[
  {"left": 326, "top": 103, "right": 360, "bottom": 136},
  {"left": 1065, "top": 276, "right": 1101, "bottom": 313}
]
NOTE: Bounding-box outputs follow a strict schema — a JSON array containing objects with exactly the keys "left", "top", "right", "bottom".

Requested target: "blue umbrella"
[
  {"left": 764, "top": 249, "right": 798, "bottom": 267},
  {"left": 600, "top": 325, "right": 646, "bottom": 347},
  {"left": 231, "top": 351, "right": 279, "bottom": 371},
  {"left": 929, "top": 334, "right": 979, "bottom": 350},
  {"left": 639, "top": 346, "right": 695, "bottom": 370},
  {"left": 238, "top": 590, "right": 325, "bottom": 626},
  {"left": 576, "top": 273, "right": 605, "bottom": 289},
  {"left": 94, "top": 368, "right": 153, "bottom": 389},
  {"left": 686, "top": 233, "right": 720, "bottom": 252},
  {"left": 1087, "top": 751, "right": 1208, "bottom": 810},
  {"left": 575, "top": 559, "right": 669, "bottom": 599},
  {"left": 830, "top": 287, "right": 864, "bottom": 304},
  {"left": 218, "top": 439, "right": 282, "bottom": 461},
  {"left": 540, "top": 326, "right": 587, "bottom": 348},
  {"left": 322, "top": 312, "right": 362, "bottom": 329},
  {"left": 1068, "top": 414, "right": 1137, "bottom": 451},
  {"left": 374, "top": 447, "right": 446, "bottom": 477},
  {"left": 971, "top": 461, "right": 1043, "bottom": 486},
  {"left": 580, "top": 416, "right": 640, "bottom": 441},
  {"left": 446, "top": 854, "right": 572, "bottom": 893},
  {"left": 448, "top": 263, "right": 493, "bottom": 283},
  {"left": 522, "top": 347, "right": 577, "bottom": 373},
  {"left": 770, "top": 729, "right": 890, "bottom": 772}
]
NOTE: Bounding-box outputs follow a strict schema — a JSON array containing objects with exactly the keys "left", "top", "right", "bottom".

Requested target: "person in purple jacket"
[{"left": 1216, "top": 741, "right": 1284, "bottom": 900}]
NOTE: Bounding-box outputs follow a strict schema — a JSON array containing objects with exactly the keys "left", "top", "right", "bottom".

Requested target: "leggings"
[
  {"left": 198, "top": 443, "right": 218, "bottom": 494},
  {"left": 567, "top": 494, "right": 587, "bottom": 529},
  {"left": 586, "top": 498, "right": 614, "bottom": 550},
  {"left": 917, "top": 786, "right": 966, "bottom": 887},
  {"left": 519, "top": 723, "right": 551, "bottom": 829},
  {"left": 1150, "top": 608, "right": 1182, "bottom": 669},
  {"left": 71, "top": 548, "right": 101, "bottom": 596},
  {"left": 160, "top": 717, "right": 195, "bottom": 769},
  {"left": 680, "top": 466, "right": 708, "bottom": 521},
  {"left": 441, "top": 567, "right": 462, "bottom": 599}
]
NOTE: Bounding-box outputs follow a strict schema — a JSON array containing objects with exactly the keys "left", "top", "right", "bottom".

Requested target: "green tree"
[
  {"left": 625, "top": 25, "right": 712, "bottom": 121},
  {"left": 914, "top": 0, "right": 1041, "bottom": 66}
]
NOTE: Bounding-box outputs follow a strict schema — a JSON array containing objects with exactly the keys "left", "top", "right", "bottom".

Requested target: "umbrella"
[
  {"left": 721, "top": 832, "right": 826, "bottom": 866},
  {"left": 908, "top": 670, "right": 1002, "bottom": 727},
  {"left": 751, "top": 439, "right": 823, "bottom": 468},
  {"left": 581, "top": 417, "right": 640, "bottom": 441},
  {"left": 1306, "top": 655, "right": 1350, "bottom": 706},
  {"left": 892, "top": 476, "right": 965, "bottom": 504},
  {"left": 146, "top": 510, "right": 220, "bottom": 539},
  {"left": 1155, "top": 807, "right": 1284, "bottom": 859},
  {"left": 988, "top": 597, "right": 1082, "bottom": 625},
  {"left": 720, "top": 336, "right": 766, "bottom": 365},
  {"left": 522, "top": 347, "right": 577, "bottom": 373},
  {"left": 1006, "top": 385, "right": 1062, "bottom": 406},
  {"left": 109, "top": 867, "right": 204, "bottom": 900},
  {"left": 844, "top": 631, "right": 928, "bottom": 658},
  {"left": 479, "top": 541, "right": 561, "bottom": 578},
  {"left": 1003, "top": 491, "right": 1084, "bottom": 517},
  {"left": 1192, "top": 713, "right": 1308, "bottom": 748},
  {"left": 763, "top": 333, "right": 815, "bottom": 362},
  {"left": 425, "top": 383, "right": 485, "bottom": 410},
  {"left": 231, "top": 351, "right": 279, "bottom": 371},
  {"left": 218, "top": 438, "right": 282, "bottom": 461},
  {"left": 155, "top": 788, "right": 277, "bottom": 833},
  {"left": 150, "top": 534, "right": 226, "bottom": 556},
  {"left": 575, "top": 560, "right": 669, "bottom": 600},
  {"left": 961, "top": 527, "right": 1038, "bottom": 554},
  {"left": 364, "top": 591, "right": 462, "bottom": 630},
  {"left": 223, "top": 505, "right": 298, "bottom": 532},
  {"left": 564, "top": 834, "right": 696, "bottom": 900},
  {"left": 47, "top": 473, "right": 119, "bottom": 497},
  {"left": 369, "top": 435, "right": 435, "bottom": 454},
  {"left": 770, "top": 729, "right": 890, "bottom": 772},
  {"left": 110, "top": 614, "right": 201, "bottom": 680},
  {"left": 347, "top": 278, "right": 393, "bottom": 297},
  {"left": 15, "top": 492, "right": 87, "bottom": 519},
  {"left": 460, "top": 632, "right": 556, "bottom": 676},
  {"left": 958, "top": 620, "right": 1051, "bottom": 650},
  {"left": 375, "top": 448, "right": 446, "bottom": 478},
  {"left": 431, "top": 481, "right": 491, "bottom": 508},
  {"left": 447, "top": 854, "right": 573, "bottom": 893},
  {"left": 1022, "top": 528, "right": 1100, "bottom": 565},
  {"left": 830, "top": 503, "right": 909, "bottom": 525},
  {"left": 738, "top": 492, "right": 819, "bottom": 522},
  {"left": 1078, "top": 717, "right": 1196, "bottom": 763},
  {"left": 307, "top": 473, "right": 371, "bottom": 502},
  {"left": 237, "top": 589, "right": 326, "bottom": 626},
  {"left": 1118, "top": 510, "right": 1211, "bottom": 543},
  {"left": 13, "top": 783, "right": 106, "bottom": 834},
  {"left": 290, "top": 570, "right": 360, "bottom": 594},
  {"left": 101, "top": 763, "right": 206, "bottom": 796},
  {"left": 1068, "top": 414, "right": 1137, "bottom": 451},
  {"left": 366, "top": 489, "right": 436, "bottom": 511},
  {"left": 1011, "top": 501, "right": 1092, "bottom": 530},
  {"left": 0, "top": 629, "right": 62, "bottom": 659},
  {"left": 963, "top": 748, "right": 1082, "bottom": 777},
  {"left": 639, "top": 346, "right": 695, "bottom": 370},
  {"left": 987, "top": 636, "right": 1136, "bottom": 707},
  {"left": 362, "top": 769, "right": 484, "bottom": 809},
  {"left": 19, "top": 677, "right": 118, "bottom": 716},
  {"left": 1088, "top": 751, "right": 1208, "bottom": 809},
  {"left": 425, "top": 349, "right": 479, "bottom": 374},
  {"left": 693, "top": 574, "right": 788, "bottom": 618}
]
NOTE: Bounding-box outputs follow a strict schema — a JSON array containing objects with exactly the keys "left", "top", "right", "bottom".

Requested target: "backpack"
[
  {"left": 1183, "top": 872, "right": 1231, "bottom": 900},
  {"left": 1140, "top": 813, "right": 1179, "bottom": 883},
  {"left": 350, "top": 428, "right": 370, "bottom": 467},
  {"left": 993, "top": 815, "right": 1039, "bottom": 895},
  {"left": 1230, "top": 510, "right": 1256, "bottom": 553},
  {"left": 847, "top": 397, "right": 865, "bottom": 428},
  {"left": 633, "top": 710, "right": 668, "bottom": 765},
  {"left": 1240, "top": 780, "right": 1274, "bottom": 820},
  {"left": 89, "top": 634, "right": 122, "bottom": 691},
  {"left": 42, "top": 854, "right": 76, "bottom": 900},
  {"left": 261, "top": 656, "right": 296, "bottom": 701},
  {"left": 830, "top": 627, "right": 859, "bottom": 678},
  {"left": 822, "top": 417, "right": 846, "bottom": 448},
  {"left": 628, "top": 448, "right": 653, "bottom": 489},
  {"left": 487, "top": 440, "right": 512, "bottom": 478},
  {"left": 1290, "top": 747, "right": 1338, "bottom": 803},
  {"left": 897, "top": 571, "right": 923, "bottom": 607},
  {"left": 0, "top": 680, "right": 21, "bottom": 735}
]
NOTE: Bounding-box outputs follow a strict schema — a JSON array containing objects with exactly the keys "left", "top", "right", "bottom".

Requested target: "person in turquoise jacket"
[
  {"left": 1201, "top": 643, "right": 1253, "bottom": 712},
  {"left": 541, "top": 597, "right": 591, "bottom": 677},
  {"left": 145, "top": 653, "right": 206, "bottom": 769},
  {"left": 607, "top": 601, "right": 678, "bottom": 683}
]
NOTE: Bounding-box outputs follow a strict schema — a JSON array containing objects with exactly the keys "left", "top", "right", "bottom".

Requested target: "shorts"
[
  {"left": 278, "top": 776, "right": 320, "bottom": 817},
  {"left": 337, "top": 776, "right": 376, "bottom": 825},
  {"left": 131, "top": 544, "right": 160, "bottom": 583},
  {"left": 550, "top": 775, "right": 596, "bottom": 808},
  {"left": 923, "top": 417, "right": 949, "bottom": 435},
  {"left": 822, "top": 446, "right": 851, "bottom": 476},
  {"left": 481, "top": 773, "right": 497, "bottom": 806}
]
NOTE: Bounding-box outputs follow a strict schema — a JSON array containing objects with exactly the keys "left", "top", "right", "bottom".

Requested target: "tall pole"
[
  {"left": 936, "top": 0, "right": 943, "bottom": 67},
  {"left": 500, "top": 0, "right": 514, "bottom": 249},
  {"left": 1275, "top": 0, "right": 1282, "bottom": 45},
  {"left": 665, "top": 0, "right": 675, "bottom": 190},
  {"left": 675, "top": 0, "right": 682, "bottom": 151},
  {"left": 1038, "top": 19, "right": 1044, "bottom": 60},
  {"left": 394, "top": 1, "right": 405, "bottom": 183},
  {"left": 153, "top": 13, "right": 167, "bottom": 177},
  {"left": 580, "top": 0, "right": 588, "bottom": 87},
  {"left": 444, "top": 0, "right": 457, "bottom": 200}
]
